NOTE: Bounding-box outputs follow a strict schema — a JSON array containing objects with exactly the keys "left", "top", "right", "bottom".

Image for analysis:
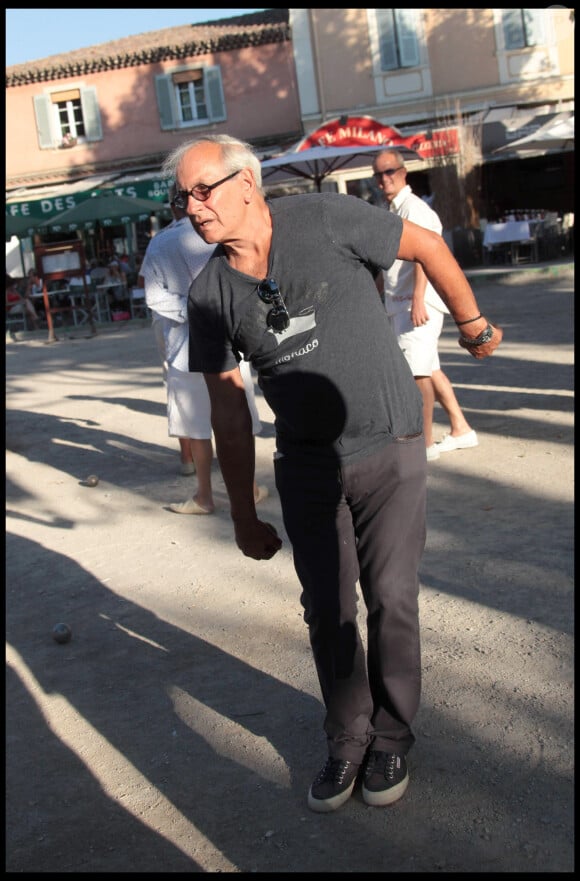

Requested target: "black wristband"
[
  {"left": 459, "top": 323, "right": 494, "bottom": 347},
  {"left": 456, "top": 313, "right": 482, "bottom": 326}
]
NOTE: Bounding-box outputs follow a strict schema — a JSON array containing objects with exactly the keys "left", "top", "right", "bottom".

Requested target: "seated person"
[
  {"left": 25, "top": 269, "right": 46, "bottom": 321},
  {"left": 107, "top": 258, "right": 127, "bottom": 287},
  {"left": 89, "top": 260, "right": 109, "bottom": 286},
  {"left": 26, "top": 268, "right": 44, "bottom": 297}
]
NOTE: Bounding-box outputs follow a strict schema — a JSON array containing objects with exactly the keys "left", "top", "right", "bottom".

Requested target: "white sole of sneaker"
[
  {"left": 362, "top": 771, "right": 409, "bottom": 807},
  {"left": 307, "top": 779, "right": 357, "bottom": 813},
  {"left": 436, "top": 431, "right": 478, "bottom": 453}
]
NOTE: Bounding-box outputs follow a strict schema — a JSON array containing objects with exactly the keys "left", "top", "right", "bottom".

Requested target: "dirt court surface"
[{"left": 6, "top": 264, "right": 574, "bottom": 873}]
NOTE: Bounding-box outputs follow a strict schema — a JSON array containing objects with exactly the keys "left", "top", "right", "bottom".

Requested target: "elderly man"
[{"left": 161, "top": 134, "right": 502, "bottom": 813}]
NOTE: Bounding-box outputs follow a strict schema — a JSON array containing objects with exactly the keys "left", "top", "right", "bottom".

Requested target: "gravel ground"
[{"left": 6, "top": 263, "right": 574, "bottom": 873}]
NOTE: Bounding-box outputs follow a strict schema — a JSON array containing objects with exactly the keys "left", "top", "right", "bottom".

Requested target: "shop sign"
[
  {"left": 298, "top": 115, "right": 459, "bottom": 159},
  {"left": 6, "top": 178, "right": 169, "bottom": 224},
  {"left": 108, "top": 179, "right": 170, "bottom": 202},
  {"left": 6, "top": 194, "right": 91, "bottom": 222}
]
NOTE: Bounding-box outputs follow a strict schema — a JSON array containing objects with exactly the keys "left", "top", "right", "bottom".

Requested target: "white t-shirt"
[{"left": 140, "top": 217, "right": 214, "bottom": 372}]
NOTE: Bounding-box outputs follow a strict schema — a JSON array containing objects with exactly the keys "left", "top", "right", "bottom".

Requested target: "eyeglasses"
[
  {"left": 257, "top": 278, "right": 290, "bottom": 333},
  {"left": 172, "top": 169, "right": 241, "bottom": 209},
  {"left": 373, "top": 167, "right": 404, "bottom": 180}
]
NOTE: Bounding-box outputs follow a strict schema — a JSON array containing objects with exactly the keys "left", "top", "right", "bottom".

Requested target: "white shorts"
[
  {"left": 389, "top": 304, "right": 444, "bottom": 376},
  {"left": 167, "top": 365, "right": 212, "bottom": 439},
  {"left": 166, "top": 361, "right": 262, "bottom": 438}
]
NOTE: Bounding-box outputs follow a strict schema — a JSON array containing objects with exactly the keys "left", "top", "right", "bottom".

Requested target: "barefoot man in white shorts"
[{"left": 141, "top": 188, "right": 268, "bottom": 513}]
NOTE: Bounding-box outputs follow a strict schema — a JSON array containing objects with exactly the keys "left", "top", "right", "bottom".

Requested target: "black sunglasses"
[
  {"left": 172, "top": 169, "right": 241, "bottom": 208},
  {"left": 373, "top": 167, "right": 404, "bottom": 179},
  {"left": 257, "top": 278, "right": 290, "bottom": 333}
]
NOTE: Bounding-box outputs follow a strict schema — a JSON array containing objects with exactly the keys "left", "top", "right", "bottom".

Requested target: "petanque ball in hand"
[
  {"left": 52, "top": 623, "right": 72, "bottom": 644},
  {"left": 85, "top": 475, "right": 99, "bottom": 486}
]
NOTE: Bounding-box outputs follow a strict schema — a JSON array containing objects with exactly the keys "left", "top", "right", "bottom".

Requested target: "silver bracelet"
[{"left": 459, "top": 323, "right": 494, "bottom": 347}]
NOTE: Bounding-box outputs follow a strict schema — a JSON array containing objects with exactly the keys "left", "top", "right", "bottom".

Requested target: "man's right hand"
[
  {"left": 234, "top": 519, "right": 282, "bottom": 560},
  {"left": 459, "top": 322, "right": 503, "bottom": 359}
]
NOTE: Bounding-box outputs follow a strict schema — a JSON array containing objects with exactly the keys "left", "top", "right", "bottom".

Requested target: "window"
[
  {"left": 155, "top": 65, "right": 226, "bottom": 130},
  {"left": 502, "top": 10, "right": 546, "bottom": 50},
  {"left": 33, "top": 86, "right": 102, "bottom": 149},
  {"left": 173, "top": 70, "right": 208, "bottom": 124},
  {"left": 375, "top": 9, "right": 420, "bottom": 71},
  {"left": 52, "top": 89, "right": 86, "bottom": 140}
]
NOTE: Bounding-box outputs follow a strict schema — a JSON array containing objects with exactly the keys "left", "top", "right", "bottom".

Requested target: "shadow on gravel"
[
  {"left": 7, "top": 532, "right": 573, "bottom": 873},
  {"left": 6, "top": 533, "right": 324, "bottom": 873},
  {"left": 5, "top": 408, "right": 176, "bottom": 490}
]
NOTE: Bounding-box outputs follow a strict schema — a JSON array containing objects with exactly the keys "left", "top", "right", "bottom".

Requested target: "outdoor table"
[
  {"left": 31, "top": 286, "right": 71, "bottom": 308},
  {"left": 22, "top": 284, "right": 100, "bottom": 339},
  {"left": 483, "top": 220, "right": 540, "bottom": 264},
  {"left": 30, "top": 289, "right": 63, "bottom": 303},
  {"left": 67, "top": 288, "right": 109, "bottom": 326}
]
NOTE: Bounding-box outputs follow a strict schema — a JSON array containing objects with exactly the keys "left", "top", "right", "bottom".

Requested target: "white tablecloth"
[
  {"left": 483, "top": 221, "right": 534, "bottom": 247},
  {"left": 483, "top": 220, "right": 543, "bottom": 248}
]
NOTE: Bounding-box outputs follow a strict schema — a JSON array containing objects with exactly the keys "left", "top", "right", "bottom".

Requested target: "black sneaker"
[
  {"left": 307, "top": 757, "right": 360, "bottom": 813},
  {"left": 362, "top": 751, "right": 409, "bottom": 806}
]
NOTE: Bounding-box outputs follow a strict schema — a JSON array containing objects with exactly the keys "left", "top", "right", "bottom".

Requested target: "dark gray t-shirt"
[{"left": 188, "top": 192, "right": 423, "bottom": 464}]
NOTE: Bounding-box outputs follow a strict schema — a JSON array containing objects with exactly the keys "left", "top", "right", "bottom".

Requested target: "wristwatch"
[{"left": 459, "top": 323, "right": 494, "bottom": 347}]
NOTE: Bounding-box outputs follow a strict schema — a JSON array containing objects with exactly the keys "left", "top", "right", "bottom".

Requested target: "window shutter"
[
  {"left": 33, "top": 95, "right": 56, "bottom": 149},
  {"left": 502, "top": 10, "right": 525, "bottom": 50},
  {"left": 205, "top": 66, "right": 226, "bottom": 122},
  {"left": 155, "top": 74, "right": 176, "bottom": 130},
  {"left": 395, "top": 10, "right": 420, "bottom": 68},
  {"left": 80, "top": 87, "right": 103, "bottom": 141},
  {"left": 376, "top": 10, "right": 398, "bottom": 71}
]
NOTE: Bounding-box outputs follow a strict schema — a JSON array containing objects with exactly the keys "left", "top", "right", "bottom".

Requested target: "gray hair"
[
  {"left": 162, "top": 134, "right": 263, "bottom": 194},
  {"left": 372, "top": 148, "right": 407, "bottom": 170}
]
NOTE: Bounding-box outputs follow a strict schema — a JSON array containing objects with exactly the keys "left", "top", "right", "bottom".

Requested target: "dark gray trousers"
[{"left": 274, "top": 435, "right": 426, "bottom": 764}]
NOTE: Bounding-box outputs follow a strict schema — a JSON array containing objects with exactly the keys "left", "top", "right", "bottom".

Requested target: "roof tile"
[{"left": 6, "top": 9, "right": 290, "bottom": 86}]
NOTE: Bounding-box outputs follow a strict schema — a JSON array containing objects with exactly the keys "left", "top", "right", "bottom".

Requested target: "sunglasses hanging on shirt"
[{"left": 257, "top": 278, "right": 290, "bottom": 333}]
